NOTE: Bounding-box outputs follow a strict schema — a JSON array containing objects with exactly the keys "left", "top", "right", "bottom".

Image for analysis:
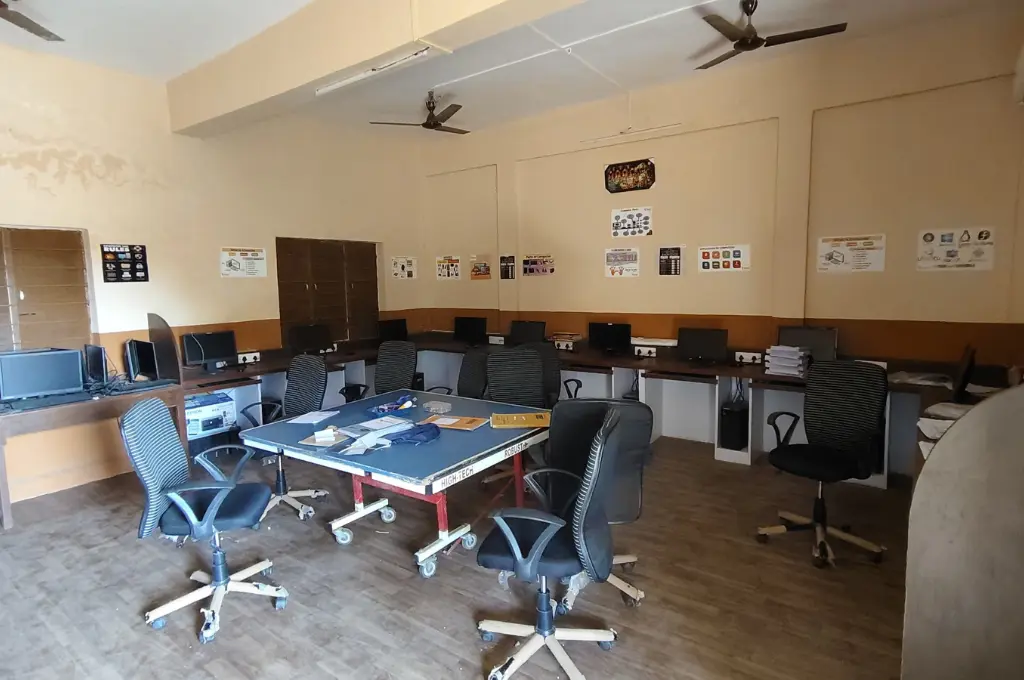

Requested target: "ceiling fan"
[
  {"left": 696, "top": 0, "right": 845, "bottom": 70},
  {"left": 370, "top": 91, "right": 469, "bottom": 135},
  {"left": 0, "top": 0, "right": 63, "bottom": 41}
]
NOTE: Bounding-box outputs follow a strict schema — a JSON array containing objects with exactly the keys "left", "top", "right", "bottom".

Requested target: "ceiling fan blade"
[
  {"left": 436, "top": 126, "right": 470, "bottom": 135},
  {"left": 696, "top": 49, "right": 741, "bottom": 70},
  {"left": 369, "top": 121, "right": 423, "bottom": 127},
  {"left": 702, "top": 15, "right": 745, "bottom": 42},
  {"left": 765, "top": 22, "right": 847, "bottom": 47},
  {"left": 433, "top": 104, "right": 462, "bottom": 124},
  {"left": 0, "top": 4, "right": 63, "bottom": 41}
]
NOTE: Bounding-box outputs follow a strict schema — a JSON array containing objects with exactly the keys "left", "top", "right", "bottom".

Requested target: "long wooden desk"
[
  {"left": 0, "top": 384, "right": 185, "bottom": 530},
  {"left": 180, "top": 353, "right": 350, "bottom": 395}
]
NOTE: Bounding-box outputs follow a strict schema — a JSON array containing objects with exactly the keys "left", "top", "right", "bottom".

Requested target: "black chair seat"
[
  {"left": 159, "top": 483, "right": 271, "bottom": 535},
  {"left": 769, "top": 444, "right": 865, "bottom": 483},
  {"left": 477, "top": 519, "right": 582, "bottom": 579}
]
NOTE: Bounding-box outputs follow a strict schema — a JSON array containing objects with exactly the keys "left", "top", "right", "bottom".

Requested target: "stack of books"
[{"left": 765, "top": 346, "right": 809, "bottom": 377}]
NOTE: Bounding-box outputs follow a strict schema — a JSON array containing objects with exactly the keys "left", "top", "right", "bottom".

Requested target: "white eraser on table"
[{"left": 314, "top": 428, "right": 336, "bottom": 442}]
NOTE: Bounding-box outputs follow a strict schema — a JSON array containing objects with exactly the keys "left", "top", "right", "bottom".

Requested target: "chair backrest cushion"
[
  {"left": 374, "top": 341, "right": 418, "bottom": 395},
  {"left": 805, "top": 360, "right": 889, "bottom": 475},
  {"left": 283, "top": 354, "right": 328, "bottom": 417},
  {"left": 572, "top": 407, "right": 624, "bottom": 583},
  {"left": 119, "top": 398, "right": 189, "bottom": 539},
  {"left": 457, "top": 347, "right": 489, "bottom": 399},
  {"left": 486, "top": 346, "right": 545, "bottom": 408}
]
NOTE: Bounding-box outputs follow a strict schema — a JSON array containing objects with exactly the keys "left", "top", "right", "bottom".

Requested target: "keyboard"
[
  {"left": 108, "top": 379, "right": 178, "bottom": 393},
  {"left": 196, "top": 376, "right": 254, "bottom": 388},
  {"left": 5, "top": 392, "right": 94, "bottom": 411}
]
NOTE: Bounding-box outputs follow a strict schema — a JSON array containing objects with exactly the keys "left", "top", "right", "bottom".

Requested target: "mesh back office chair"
[
  {"left": 523, "top": 341, "right": 571, "bottom": 407},
  {"left": 120, "top": 398, "right": 288, "bottom": 644},
  {"left": 427, "top": 346, "right": 488, "bottom": 399},
  {"left": 239, "top": 355, "right": 330, "bottom": 521},
  {"left": 348, "top": 340, "right": 417, "bottom": 400},
  {"left": 475, "top": 403, "right": 635, "bottom": 680},
  {"left": 486, "top": 346, "right": 545, "bottom": 408},
  {"left": 757, "top": 360, "right": 889, "bottom": 567}
]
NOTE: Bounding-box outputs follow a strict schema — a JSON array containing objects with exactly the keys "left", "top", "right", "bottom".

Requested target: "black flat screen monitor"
[
  {"left": 0, "top": 349, "right": 84, "bottom": 401},
  {"left": 379, "top": 319, "right": 408, "bottom": 342},
  {"left": 84, "top": 344, "right": 108, "bottom": 385},
  {"left": 777, "top": 326, "right": 838, "bottom": 362},
  {"left": 509, "top": 320, "right": 546, "bottom": 345},
  {"left": 126, "top": 339, "right": 159, "bottom": 381},
  {"left": 677, "top": 328, "right": 730, "bottom": 363},
  {"left": 289, "top": 323, "right": 332, "bottom": 354},
  {"left": 182, "top": 331, "right": 237, "bottom": 373},
  {"left": 453, "top": 316, "right": 487, "bottom": 345},
  {"left": 589, "top": 323, "right": 632, "bottom": 355}
]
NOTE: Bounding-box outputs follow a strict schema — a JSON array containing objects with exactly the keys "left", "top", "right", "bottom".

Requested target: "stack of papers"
[{"left": 765, "top": 345, "right": 809, "bottom": 378}]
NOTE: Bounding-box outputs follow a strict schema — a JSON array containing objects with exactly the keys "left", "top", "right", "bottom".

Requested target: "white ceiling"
[
  {"left": 309, "top": 0, "right": 1016, "bottom": 133},
  {"left": 0, "top": 0, "right": 315, "bottom": 79}
]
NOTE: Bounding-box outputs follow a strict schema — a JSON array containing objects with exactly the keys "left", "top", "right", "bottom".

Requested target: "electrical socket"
[
  {"left": 634, "top": 346, "right": 658, "bottom": 358},
  {"left": 734, "top": 351, "right": 763, "bottom": 365},
  {"left": 238, "top": 351, "right": 261, "bottom": 364}
]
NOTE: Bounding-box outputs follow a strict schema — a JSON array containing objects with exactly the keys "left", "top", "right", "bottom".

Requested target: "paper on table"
[
  {"left": 433, "top": 417, "right": 459, "bottom": 426},
  {"left": 917, "top": 417, "right": 955, "bottom": 440},
  {"left": 919, "top": 441, "right": 935, "bottom": 460},
  {"left": 362, "top": 415, "right": 408, "bottom": 430},
  {"left": 289, "top": 411, "right": 335, "bottom": 424},
  {"left": 923, "top": 402, "right": 974, "bottom": 419},
  {"left": 967, "top": 383, "right": 1002, "bottom": 395}
]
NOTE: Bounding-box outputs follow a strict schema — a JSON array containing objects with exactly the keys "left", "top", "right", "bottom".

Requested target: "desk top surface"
[{"left": 241, "top": 390, "right": 548, "bottom": 487}]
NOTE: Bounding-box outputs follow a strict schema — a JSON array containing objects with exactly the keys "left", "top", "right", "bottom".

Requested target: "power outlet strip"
[
  {"left": 634, "top": 346, "right": 658, "bottom": 358},
  {"left": 735, "top": 351, "right": 763, "bottom": 365},
  {"left": 555, "top": 339, "right": 575, "bottom": 351},
  {"left": 238, "top": 351, "right": 261, "bottom": 364}
]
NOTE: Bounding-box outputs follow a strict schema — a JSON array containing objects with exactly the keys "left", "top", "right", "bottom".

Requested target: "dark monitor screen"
[
  {"left": 0, "top": 349, "right": 84, "bottom": 400},
  {"left": 777, "top": 326, "right": 838, "bottom": 362},
  {"left": 453, "top": 316, "right": 487, "bottom": 344},
  {"left": 182, "top": 331, "right": 237, "bottom": 368},
  {"left": 509, "top": 320, "right": 546, "bottom": 345},
  {"left": 378, "top": 319, "right": 408, "bottom": 342},
  {"left": 289, "top": 324, "right": 332, "bottom": 353},
  {"left": 952, "top": 345, "right": 977, "bottom": 401},
  {"left": 589, "top": 323, "right": 632, "bottom": 354},
  {"left": 677, "top": 328, "right": 730, "bottom": 363},
  {"left": 126, "top": 340, "right": 159, "bottom": 381},
  {"left": 84, "top": 344, "right": 107, "bottom": 385}
]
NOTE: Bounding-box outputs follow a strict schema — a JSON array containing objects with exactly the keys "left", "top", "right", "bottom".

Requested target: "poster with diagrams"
[
  {"left": 658, "top": 246, "right": 683, "bottom": 276},
  {"left": 917, "top": 228, "right": 994, "bottom": 271},
  {"left": 605, "top": 248, "right": 640, "bottom": 277},
  {"left": 219, "top": 247, "right": 267, "bottom": 278},
  {"left": 522, "top": 254, "right": 555, "bottom": 276},
  {"left": 698, "top": 244, "right": 751, "bottom": 272},
  {"left": 470, "top": 255, "right": 492, "bottom": 280},
  {"left": 611, "top": 207, "right": 653, "bottom": 238},
  {"left": 391, "top": 256, "right": 417, "bottom": 279},
  {"left": 499, "top": 255, "right": 516, "bottom": 280},
  {"left": 816, "top": 235, "right": 885, "bottom": 273},
  {"left": 436, "top": 255, "right": 461, "bottom": 280}
]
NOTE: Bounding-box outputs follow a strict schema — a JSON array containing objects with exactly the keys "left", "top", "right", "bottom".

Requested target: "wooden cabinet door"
[
  {"left": 310, "top": 239, "right": 349, "bottom": 342},
  {"left": 343, "top": 241, "right": 379, "bottom": 341},
  {"left": 276, "top": 237, "right": 314, "bottom": 346}
]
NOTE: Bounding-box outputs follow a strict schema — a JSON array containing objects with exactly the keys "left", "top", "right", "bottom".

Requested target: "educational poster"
[
  {"left": 499, "top": 254, "right": 516, "bottom": 280},
  {"left": 611, "top": 207, "right": 653, "bottom": 238},
  {"left": 605, "top": 159, "right": 655, "bottom": 193},
  {"left": 917, "top": 228, "right": 994, "bottom": 271},
  {"left": 469, "top": 255, "right": 492, "bottom": 281},
  {"left": 435, "top": 255, "right": 461, "bottom": 280},
  {"left": 698, "top": 244, "right": 750, "bottom": 272},
  {"left": 658, "top": 246, "right": 683, "bottom": 276},
  {"left": 605, "top": 248, "right": 640, "bottom": 277},
  {"left": 391, "top": 256, "right": 417, "bottom": 279},
  {"left": 522, "top": 254, "right": 555, "bottom": 276},
  {"left": 101, "top": 244, "right": 148, "bottom": 283},
  {"left": 219, "top": 247, "right": 267, "bottom": 278},
  {"left": 816, "top": 235, "right": 885, "bottom": 273}
]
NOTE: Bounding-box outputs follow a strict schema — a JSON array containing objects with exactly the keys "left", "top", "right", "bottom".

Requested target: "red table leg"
[
  {"left": 513, "top": 452, "right": 525, "bottom": 508},
  {"left": 351, "top": 475, "right": 364, "bottom": 506}
]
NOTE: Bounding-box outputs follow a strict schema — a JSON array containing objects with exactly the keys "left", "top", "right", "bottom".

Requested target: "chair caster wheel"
[
  {"left": 556, "top": 601, "right": 569, "bottom": 616},
  {"left": 598, "top": 641, "right": 614, "bottom": 651},
  {"left": 148, "top": 617, "right": 167, "bottom": 630},
  {"left": 299, "top": 507, "right": 315, "bottom": 521},
  {"left": 621, "top": 592, "right": 642, "bottom": 607},
  {"left": 274, "top": 597, "right": 288, "bottom": 610},
  {"left": 620, "top": 562, "right": 636, "bottom": 574},
  {"left": 418, "top": 557, "right": 438, "bottom": 579},
  {"left": 813, "top": 541, "right": 831, "bottom": 569},
  {"left": 333, "top": 528, "right": 353, "bottom": 545},
  {"left": 755, "top": 533, "right": 769, "bottom": 544},
  {"left": 379, "top": 506, "right": 397, "bottom": 524},
  {"left": 559, "top": 576, "right": 572, "bottom": 586},
  {"left": 497, "top": 570, "right": 512, "bottom": 590},
  {"left": 261, "top": 566, "right": 273, "bottom": 577},
  {"left": 480, "top": 631, "right": 495, "bottom": 642},
  {"left": 461, "top": 532, "right": 477, "bottom": 550},
  {"left": 198, "top": 631, "right": 215, "bottom": 644}
]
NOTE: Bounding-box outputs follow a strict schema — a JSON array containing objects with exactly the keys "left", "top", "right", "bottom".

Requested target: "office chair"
[
  {"left": 524, "top": 341, "right": 565, "bottom": 408},
  {"left": 476, "top": 404, "right": 630, "bottom": 680},
  {"left": 485, "top": 346, "right": 545, "bottom": 408},
  {"left": 119, "top": 398, "right": 288, "bottom": 644},
  {"left": 757, "top": 360, "right": 888, "bottom": 567},
  {"left": 347, "top": 340, "right": 417, "bottom": 400},
  {"left": 427, "top": 346, "right": 488, "bottom": 399},
  {"left": 240, "top": 355, "right": 330, "bottom": 521}
]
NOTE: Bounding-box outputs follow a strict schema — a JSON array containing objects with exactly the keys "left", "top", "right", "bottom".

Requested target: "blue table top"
[{"left": 241, "top": 390, "right": 548, "bottom": 487}]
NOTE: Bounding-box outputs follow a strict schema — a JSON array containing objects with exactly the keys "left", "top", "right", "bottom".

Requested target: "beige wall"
[{"left": 403, "top": 7, "right": 1024, "bottom": 325}]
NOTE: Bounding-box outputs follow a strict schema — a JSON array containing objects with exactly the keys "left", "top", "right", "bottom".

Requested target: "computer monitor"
[
  {"left": 951, "top": 345, "right": 980, "bottom": 405},
  {"left": 182, "top": 331, "right": 237, "bottom": 373},
  {"left": 126, "top": 339, "right": 159, "bottom": 381},
  {"left": 453, "top": 316, "right": 487, "bottom": 345},
  {"left": 289, "top": 323, "right": 332, "bottom": 354},
  {"left": 777, "top": 326, "right": 838, "bottom": 362},
  {"left": 509, "top": 320, "right": 546, "bottom": 345},
  {"left": 589, "top": 322, "right": 632, "bottom": 355},
  {"left": 0, "top": 349, "right": 84, "bottom": 401},
  {"left": 83, "top": 344, "right": 108, "bottom": 385},
  {"left": 379, "top": 319, "right": 408, "bottom": 342},
  {"left": 677, "top": 328, "right": 730, "bottom": 363}
]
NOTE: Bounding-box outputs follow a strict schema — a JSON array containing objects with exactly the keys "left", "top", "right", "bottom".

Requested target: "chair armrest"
[
  {"left": 427, "top": 386, "right": 453, "bottom": 395},
  {"left": 490, "top": 508, "right": 567, "bottom": 582},
  {"left": 194, "top": 444, "right": 258, "bottom": 483},
  {"left": 238, "top": 400, "right": 283, "bottom": 428},
  {"left": 165, "top": 480, "right": 235, "bottom": 540},
  {"left": 522, "top": 468, "right": 583, "bottom": 515},
  {"left": 767, "top": 411, "right": 800, "bottom": 447},
  {"left": 563, "top": 378, "right": 582, "bottom": 399}
]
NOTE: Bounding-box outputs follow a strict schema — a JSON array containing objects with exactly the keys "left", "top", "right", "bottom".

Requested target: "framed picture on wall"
[{"left": 605, "top": 159, "right": 655, "bottom": 194}]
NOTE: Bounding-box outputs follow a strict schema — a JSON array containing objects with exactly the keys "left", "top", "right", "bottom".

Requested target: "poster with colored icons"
[
  {"left": 698, "top": 244, "right": 750, "bottom": 272},
  {"left": 101, "top": 244, "right": 149, "bottom": 283}
]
